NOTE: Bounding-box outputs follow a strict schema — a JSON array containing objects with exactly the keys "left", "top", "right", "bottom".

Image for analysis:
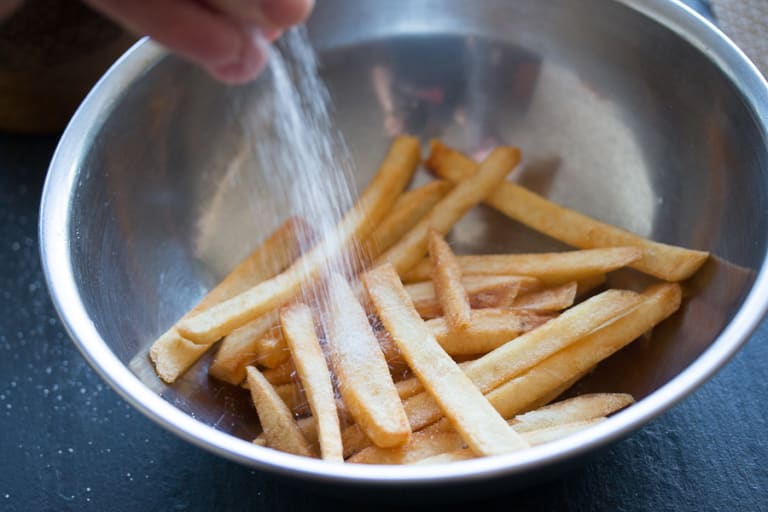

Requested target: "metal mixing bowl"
[{"left": 40, "top": 0, "right": 768, "bottom": 490}]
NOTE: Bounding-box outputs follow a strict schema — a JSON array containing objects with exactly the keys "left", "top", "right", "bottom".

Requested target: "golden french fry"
[
  {"left": 376, "top": 145, "right": 521, "bottom": 274},
  {"left": 406, "top": 275, "right": 537, "bottom": 319},
  {"left": 426, "top": 141, "right": 709, "bottom": 281},
  {"left": 428, "top": 229, "right": 471, "bottom": 330},
  {"left": 487, "top": 284, "right": 681, "bottom": 418},
  {"left": 275, "top": 381, "right": 310, "bottom": 417},
  {"left": 326, "top": 273, "right": 411, "bottom": 448},
  {"left": 520, "top": 418, "right": 606, "bottom": 445},
  {"left": 280, "top": 303, "right": 343, "bottom": 462},
  {"left": 178, "top": 136, "right": 421, "bottom": 344},
  {"left": 523, "top": 370, "right": 590, "bottom": 411},
  {"left": 262, "top": 324, "right": 408, "bottom": 387},
  {"left": 208, "top": 311, "right": 281, "bottom": 385},
  {"left": 364, "top": 263, "right": 528, "bottom": 456},
  {"left": 413, "top": 419, "right": 606, "bottom": 464},
  {"left": 411, "top": 448, "right": 474, "bottom": 464},
  {"left": 245, "top": 366, "right": 314, "bottom": 457},
  {"left": 340, "top": 282, "right": 667, "bottom": 458},
  {"left": 426, "top": 309, "right": 553, "bottom": 355},
  {"left": 393, "top": 361, "right": 474, "bottom": 404},
  {"left": 397, "top": 288, "right": 642, "bottom": 434},
  {"left": 575, "top": 274, "right": 607, "bottom": 296},
  {"left": 359, "top": 180, "right": 453, "bottom": 262},
  {"left": 349, "top": 431, "right": 466, "bottom": 465},
  {"left": 343, "top": 288, "right": 642, "bottom": 456},
  {"left": 510, "top": 393, "right": 634, "bottom": 432},
  {"left": 509, "top": 282, "right": 577, "bottom": 312},
  {"left": 211, "top": 186, "right": 448, "bottom": 384},
  {"left": 149, "top": 217, "right": 310, "bottom": 383},
  {"left": 355, "top": 398, "right": 620, "bottom": 465},
  {"left": 403, "top": 247, "right": 642, "bottom": 285},
  {"left": 395, "top": 376, "right": 426, "bottom": 401},
  {"left": 262, "top": 358, "right": 297, "bottom": 386},
  {"left": 268, "top": 380, "right": 353, "bottom": 420},
  {"left": 464, "top": 289, "right": 641, "bottom": 393},
  {"left": 254, "top": 413, "right": 326, "bottom": 456}
]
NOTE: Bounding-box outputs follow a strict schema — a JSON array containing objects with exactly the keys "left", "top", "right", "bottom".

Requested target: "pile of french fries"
[{"left": 149, "top": 136, "right": 708, "bottom": 464}]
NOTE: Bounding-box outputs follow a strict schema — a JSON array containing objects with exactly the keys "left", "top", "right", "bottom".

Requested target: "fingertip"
[
  {"left": 262, "top": 27, "right": 283, "bottom": 43},
  {"left": 259, "top": 0, "right": 314, "bottom": 27},
  {"left": 208, "top": 31, "right": 270, "bottom": 84}
]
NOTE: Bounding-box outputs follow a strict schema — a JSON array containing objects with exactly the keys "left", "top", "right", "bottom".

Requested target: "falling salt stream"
[{"left": 242, "top": 27, "right": 372, "bottom": 377}]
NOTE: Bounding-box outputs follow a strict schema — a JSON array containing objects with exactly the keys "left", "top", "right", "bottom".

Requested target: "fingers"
[
  {"left": 84, "top": 0, "right": 313, "bottom": 84},
  {"left": 205, "top": 0, "right": 313, "bottom": 26},
  {"left": 257, "top": 0, "right": 314, "bottom": 26},
  {"left": 208, "top": 29, "right": 269, "bottom": 84}
]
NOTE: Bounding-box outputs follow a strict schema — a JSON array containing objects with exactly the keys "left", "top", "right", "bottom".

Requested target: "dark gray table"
[{"left": 2, "top": 127, "right": 767, "bottom": 512}]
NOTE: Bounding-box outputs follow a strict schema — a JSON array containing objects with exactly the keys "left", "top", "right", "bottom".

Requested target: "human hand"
[{"left": 82, "top": 0, "right": 314, "bottom": 84}]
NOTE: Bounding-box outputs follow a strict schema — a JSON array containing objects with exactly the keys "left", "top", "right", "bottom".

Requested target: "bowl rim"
[{"left": 39, "top": 0, "right": 768, "bottom": 486}]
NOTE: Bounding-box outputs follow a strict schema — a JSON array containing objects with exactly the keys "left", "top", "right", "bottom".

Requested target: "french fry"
[
  {"left": 262, "top": 359, "right": 297, "bottom": 386},
  {"left": 575, "top": 273, "right": 607, "bottom": 296},
  {"left": 254, "top": 413, "right": 329, "bottom": 456},
  {"left": 428, "top": 229, "right": 471, "bottom": 330},
  {"left": 426, "top": 141, "right": 709, "bottom": 281},
  {"left": 341, "top": 288, "right": 642, "bottom": 457},
  {"left": 364, "top": 264, "right": 528, "bottom": 456},
  {"left": 510, "top": 393, "right": 634, "bottom": 432},
  {"left": 149, "top": 217, "right": 310, "bottom": 383},
  {"left": 403, "top": 247, "right": 642, "bottom": 285},
  {"left": 509, "top": 282, "right": 577, "bottom": 312},
  {"left": 253, "top": 334, "right": 289, "bottom": 369},
  {"left": 349, "top": 431, "right": 466, "bottom": 465},
  {"left": 394, "top": 288, "right": 642, "bottom": 434},
  {"left": 280, "top": 303, "right": 343, "bottom": 462},
  {"left": 245, "top": 366, "right": 314, "bottom": 457},
  {"left": 353, "top": 397, "right": 621, "bottom": 465},
  {"left": 461, "top": 289, "right": 641, "bottom": 393},
  {"left": 208, "top": 311, "right": 281, "bottom": 385},
  {"left": 351, "top": 390, "right": 633, "bottom": 464},
  {"left": 326, "top": 273, "right": 411, "bottom": 448},
  {"left": 263, "top": 325, "right": 408, "bottom": 388},
  {"left": 520, "top": 418, "right": 605, "bottom": 445},
  {"left": 486, "top": 284, "right": 682, "bottom": 418},
  {"left": 413, "top": 419, "right": 606, "bottom": 465},
  {"left": 275, "top": 381, "right": 310, "bottom": 417},
  {"left": 341, "top": 363, "right": 476, "bottom": 458},
  {"left": 406, "top": 275, "right": 537, "bottom": 319},
  {"left": 267, "top": 380, "right": 353, "bottom": 420},
  {"left": 211, "top": 186, "right": 448, "bottom": 385},
  {"left": 359, "top": 180, "right": 453, "bottom": 262},
  {"left": 395, "top": 376, "right": 426, "bottom": 401},
  {"left": 397, "top": 362, "right": 474, "bottom": 406},
  {"left": 376, "top": 145, "right": 521, "bottom": 274},
  {"left": 411, "top": 447, "right": 474, "bottom": 464},
  {"left": 178, "top": 135, "right": 421, "bottom": 344},
  {"left": 523, "top": 370, "right": 590, "bottom": 411},
  {"left": 426, "top": 309, "right": 554, "bottom": 355}
]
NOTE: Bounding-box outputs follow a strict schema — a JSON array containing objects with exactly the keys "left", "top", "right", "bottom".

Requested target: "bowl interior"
[{"left": 62, "top": 0, "right": 767, "bottom": 460}]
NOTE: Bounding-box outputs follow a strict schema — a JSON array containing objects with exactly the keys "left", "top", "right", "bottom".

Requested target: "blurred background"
[
  {"left": 0, "top": 0, "right": 765, "bottom": 135},
  {"left": 0, "top": 0, "right": 135, "bottom": 133}
]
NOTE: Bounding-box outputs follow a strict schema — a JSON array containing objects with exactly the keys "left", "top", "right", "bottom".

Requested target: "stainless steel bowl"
[{"left": 40, "top": 0, "right": 768, "bottom": 489}]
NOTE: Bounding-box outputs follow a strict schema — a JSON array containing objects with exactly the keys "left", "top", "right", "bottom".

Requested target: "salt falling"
[{"left": 242, "top": 27, "right": 367, "bottom": 344}]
